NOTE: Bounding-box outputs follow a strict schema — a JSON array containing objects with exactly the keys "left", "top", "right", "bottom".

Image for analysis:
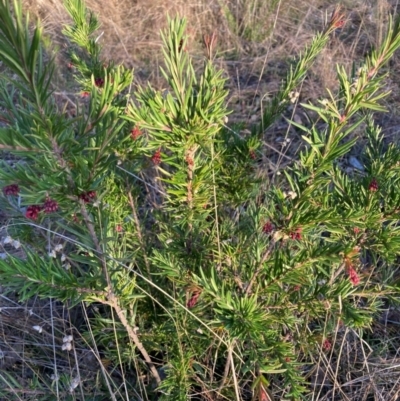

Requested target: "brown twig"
[
  {"left": 80, "top": 201, "right": 162, "bottom": 386},
  {"left": 218, "top": 340, "right": 235, "bottom": 393},
  {"left": 107, "top": 292, "right": 162, "bottom": 386}
]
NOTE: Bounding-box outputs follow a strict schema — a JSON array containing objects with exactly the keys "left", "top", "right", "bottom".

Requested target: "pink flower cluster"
[
  {"left": 3, "top": 185, "right": 60, "bottom": 220},
  {"left": 26, "top": 205, "right": 42, "bottom": 220},
  {"left": 44, "top": 198, "right": 59, "bottom": 213},
  {"left": 347, "top": 265, "right": 360, "bottom": 286},
  {"left": 25, "top": 197, "right": 59, "bottom": 220},
  {"left": 262, "top": 221, "right": 274, "bottom": 234},
  {"left": 79, "top": 191, "right": 96, "bottom": 203},
  {"left": 3, "top": 184, "right": 19, "bottom": 196}
]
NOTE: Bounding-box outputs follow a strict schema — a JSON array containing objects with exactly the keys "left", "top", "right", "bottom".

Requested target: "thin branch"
[
  {"left": 218, "top": 340, "right": 235, "bottom": 393},
  {"left": 80, "top": 201, "right": 162, "bottom": 385},
  {"left": 0, "top": 144, "right": 42, "bottom": 152},
  {"left": 108, "top": 293, "right": 162, "bottom": 386}
]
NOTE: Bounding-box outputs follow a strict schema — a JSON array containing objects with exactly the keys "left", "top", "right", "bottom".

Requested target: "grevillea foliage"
[{"left": 0, "top": 1, "right": 400, "bottom": 399}]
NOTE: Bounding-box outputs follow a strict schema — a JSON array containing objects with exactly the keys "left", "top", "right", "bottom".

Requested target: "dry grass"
[
  {"left": 23, "top": 0, "right": 400, "bottom": 145},
  {"left": 1, "top": 0, "right": 400, "bottom": 399},
  {"left": 24, "top": 0, "right": 399, "bottom": 87}
]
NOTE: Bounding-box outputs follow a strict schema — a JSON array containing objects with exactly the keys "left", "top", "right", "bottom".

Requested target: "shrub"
[{"left": 0, "top": 1, "right": 400, "bottom": 399}]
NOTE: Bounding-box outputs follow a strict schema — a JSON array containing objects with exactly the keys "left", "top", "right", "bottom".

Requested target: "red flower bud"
[
  {"left": 322, "top": 338, "right": 332, "bottom": 351},
  {"left": 290, "top": 227, "right": 302, "bottom": 240},
  {"left": 347, "top": 265, "right": 360, "bottom": 286},
  {"left": 3, "top": 184, "right": 19, "bottom": 196},
  {"left": 94, "top": 77, "right": 104, "bottom": 88},
  {"left": 131, "top": 126, "right": 142, "bottom": 140},
  {"left": 368, "top": 178, "right": 378, "bottom": 192},
  {"left": 262, "top": 221, "right": 274, "bottom": 234},
  {"left": 79, "top": 191, "right": 97, "bottom": 203},
  {"left": 26, "top": 205, "right": 42, "bottom": 220},
  {"left": 151, "top": 149, "right": 162, "bottom": 165},
  {"left": 43, "top": 198, "right": 59, "bottom": 214},
  {"left": 187, "top": 291, "right": 201, "bottom": 309}
]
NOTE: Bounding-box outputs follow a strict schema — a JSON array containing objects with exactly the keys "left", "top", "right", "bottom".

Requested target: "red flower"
[
  {"left": 116, "top": 224, "right": 123, "bottom": 232},
  {"left": 26, "top": 205, "right": 42, "bottom": 220},
  {"left": 369, "top": 178, "right": 378, "bottom": 192},
  {"left": 94, "top": 77, "right": 104, "bottom": 88},
  {"left": 81, "top": 91, "right": 90, "bottom": 98},
  {"left": 322, "top": 338, "right": 332, "bottom": 351},
  {"left": 347, "top": 265, "right": 360, "bottom": 286},
  {"left": 290, "top": 227, "right": 302, "bottom": 240},
  {"left": 262, "top": 221, "right": 274, "bottom": 234},
  {"left": 79, "top": 191, "right": 97, "bottom": 203},
  {"left": 43, "top": 198, "right": 59, "bottom": 213},
  {"left": 187, "top": 291, "right": 201, "bottom": 309},
  {"left": 151, "top": 149, "right": 162, "bottom": 165},
  {"left": 131, "top": 126, "right": 142, "bottom": 140},
  {"left": 3, "top": 184, "right": 19, "bottom": 196},
  {"left": 249, "top": 150, "right": 256, "bottom": 160}
]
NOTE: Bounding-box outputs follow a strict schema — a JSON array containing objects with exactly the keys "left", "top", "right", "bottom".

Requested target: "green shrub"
[{"left": 0, "top": 1, "right": 400, "bottom": 399}]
